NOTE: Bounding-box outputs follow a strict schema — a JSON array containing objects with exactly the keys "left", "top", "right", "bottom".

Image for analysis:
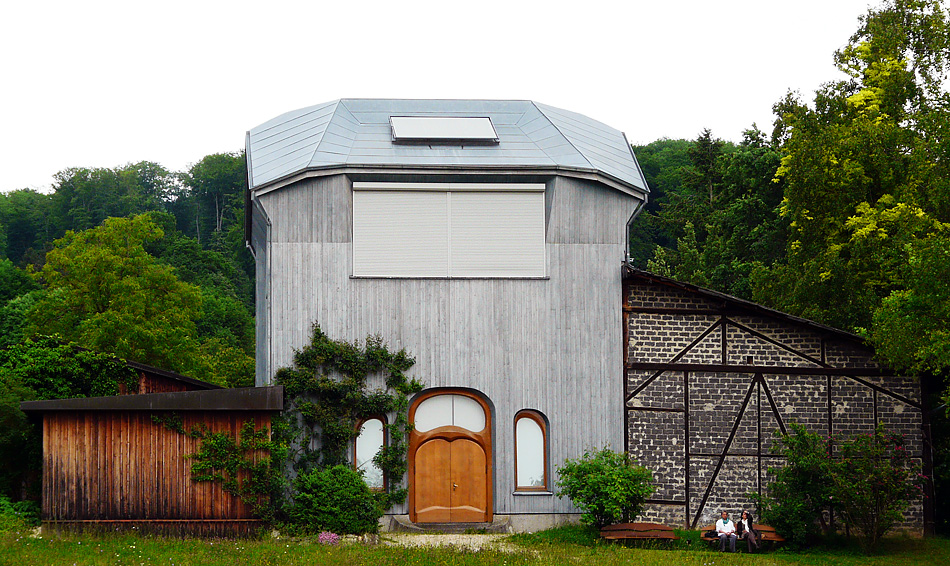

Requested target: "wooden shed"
[{"left": 22, "top": 385, "right": 283, "bottom": 537}]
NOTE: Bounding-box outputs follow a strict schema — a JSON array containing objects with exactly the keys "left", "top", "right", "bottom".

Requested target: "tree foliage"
[
  {"left": 0, "top": 336, "right": 137, "bottom": 500},
  {"left": 833, "top": 425, "right": 924, "bottom": 553},
  {"left": 755, "top": 0, "right": 950, "bottom": 334},
  {"left": 26, "top": 214, "right": 203, "bottom": 373}
]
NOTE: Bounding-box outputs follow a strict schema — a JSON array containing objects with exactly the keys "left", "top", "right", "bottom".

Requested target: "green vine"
[
  {"left": 275, "top": 323, "right": 424, "bottom": 509},
  {"left": 151, "top": 414, "right": 284, "bottom": 519}
]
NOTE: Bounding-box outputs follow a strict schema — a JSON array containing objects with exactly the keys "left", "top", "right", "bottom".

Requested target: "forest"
[{"left": 0, "top": 0, "right": 947, "bottom": 531}]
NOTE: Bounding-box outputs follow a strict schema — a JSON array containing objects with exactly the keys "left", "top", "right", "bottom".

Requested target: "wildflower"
[{"left": 318, "top": 531, "right": 340, "bottom": 545}]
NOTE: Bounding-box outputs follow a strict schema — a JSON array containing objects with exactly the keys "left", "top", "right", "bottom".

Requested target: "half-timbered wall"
[
  {"left": 254, "top": 173, "right": 640, "bottom": 516},
  {"left": 623, "top": 279, "right": 926, "bottom": 532},
  {"left": 42, "top": 411, "right": 272, "bottom": 536}
]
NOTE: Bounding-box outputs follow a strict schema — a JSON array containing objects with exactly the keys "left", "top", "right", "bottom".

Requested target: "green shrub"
[
  {"left": 287, "top": 465, "right": 382, "bottom": 535},
  {"left": 0, "top": 495, "right": 39, "bottom": 532},
  {"left": 832, "top": 425, "right": 923, "bottom": 554},
  {"left": 754, "top": 422, "right": 834, "bottom": 548},
  {"left": 555, "top": 448, "right": 654, "bottom": 528}
]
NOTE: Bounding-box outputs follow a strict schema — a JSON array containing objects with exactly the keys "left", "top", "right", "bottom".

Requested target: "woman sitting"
[{"left": 736, "top": 510, "right": 760, "bottom": 553}]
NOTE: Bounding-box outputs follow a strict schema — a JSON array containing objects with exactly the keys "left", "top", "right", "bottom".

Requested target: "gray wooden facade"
[
  {"left": 251, "top": 173, "right": 640, "bottom": 515},
  {"left": 246, "top": 100, "right": 650, "bottom": 522}
]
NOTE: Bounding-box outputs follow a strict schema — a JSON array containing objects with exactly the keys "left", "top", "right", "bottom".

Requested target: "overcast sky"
[{"left": 1, "top": 0, "right": 877, "bottom": 193}]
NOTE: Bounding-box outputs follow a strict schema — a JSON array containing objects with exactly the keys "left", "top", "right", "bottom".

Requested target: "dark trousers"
[
  {"left": 740, "top": 530, "right": 759, "bottom": 552},
  {"left": 719, "top": 533, "right": 736, "bottom": 552}
]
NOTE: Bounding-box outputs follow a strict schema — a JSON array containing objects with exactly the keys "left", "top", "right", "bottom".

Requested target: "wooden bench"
[
  {"left": 700, "top": 524, "right": 785, "bottom": 548},
  {"left": 600, "top": 522, "right": 680, "bottom": 542}
]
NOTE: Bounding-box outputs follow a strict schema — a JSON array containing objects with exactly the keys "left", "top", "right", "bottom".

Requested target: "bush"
[
  {"left": 0, "top": 495, "right": 39, "bottom": 532},
  {"left": 832, "top": 425, "right": 923, "bottom": 554},
  {"left": 287, "top": 465, "right": 382, "bottom": 535},
  {"left": 757, "top": 422, "right": 924, "bottom": 553},
  {"left": 555, "top": 448, "right": 654, "bottom": 528},
  {"left": 754, "top": 423, "right": 835, "bottom": 548}
]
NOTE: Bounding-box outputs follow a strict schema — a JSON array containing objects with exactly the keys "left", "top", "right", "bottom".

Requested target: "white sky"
[{"left": 1, "top": 0, "right": 876, "bottom": 193}]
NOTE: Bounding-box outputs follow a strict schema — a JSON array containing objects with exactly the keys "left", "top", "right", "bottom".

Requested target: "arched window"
[
  {"left": 355, "top": 417, "right": 386, "bottom": 490},
  {"left": 514, "top": 410, "right": 548, "bottom": 491}
]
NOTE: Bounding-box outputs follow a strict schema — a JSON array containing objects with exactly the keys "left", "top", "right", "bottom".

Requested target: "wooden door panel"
[
  {"left": 414, "top": 439, "right": 451, "bottom": 523},
  {"left": 450, "top": 439, "right": 487, "bottom": 522}
]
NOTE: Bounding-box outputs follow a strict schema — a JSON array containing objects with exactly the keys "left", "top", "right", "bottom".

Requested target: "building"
[{"left": 245, "top": 99, "right": 929, "bottom": 532}]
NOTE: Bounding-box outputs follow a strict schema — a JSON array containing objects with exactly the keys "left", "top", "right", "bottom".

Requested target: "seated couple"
[{"left": 715, "top": 510, "right": 759, "bottom": 552}]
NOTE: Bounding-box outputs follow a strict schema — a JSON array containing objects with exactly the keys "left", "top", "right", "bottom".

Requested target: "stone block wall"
[{"left": 623, "top": 279, "right": 925, "bottom": 532}]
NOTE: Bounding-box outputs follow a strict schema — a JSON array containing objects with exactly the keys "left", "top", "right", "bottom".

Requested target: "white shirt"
[{"left": 716, "top": 518, "right": 736, "bottom": 535}]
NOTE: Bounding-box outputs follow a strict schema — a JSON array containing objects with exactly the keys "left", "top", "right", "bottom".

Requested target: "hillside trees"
[
  {"left": 24, "top": 214, "right": 253, "bottom": 386},
  {"left": 636, "top": 127, "right": 786, "bottom": 299},
  {"left": 754, "top": 0, "right": 950, "bottom": 366}
]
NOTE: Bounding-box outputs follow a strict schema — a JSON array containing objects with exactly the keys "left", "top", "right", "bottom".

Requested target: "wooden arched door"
[{"left": 409, "top": 390, "right": 492, "bottom": 523}]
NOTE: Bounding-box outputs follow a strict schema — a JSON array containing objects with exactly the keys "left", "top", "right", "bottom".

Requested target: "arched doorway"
[{"left": 408, "top": 390, "right": 492, "bottom": 523}]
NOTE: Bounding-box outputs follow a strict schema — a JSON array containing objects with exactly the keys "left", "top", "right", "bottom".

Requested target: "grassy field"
[{"left": 1, "top": 525, "right": 948, "bottom": 566}]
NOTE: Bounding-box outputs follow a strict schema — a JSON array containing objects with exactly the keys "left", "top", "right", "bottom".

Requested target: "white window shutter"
[
  {"left": 352, "top": 191, "right": 448, "bottom": 277},
  {"left": 450, "top": 191, "right": 545, "bottom": 277}
]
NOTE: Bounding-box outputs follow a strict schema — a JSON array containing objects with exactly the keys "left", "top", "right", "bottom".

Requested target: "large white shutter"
[
  {"left": 450, "top": 191, "right": 545, "bottom": 277},
  {"left": 352, "top": 191, "right": 448, "bottom": 277},
  {"left": 352, "top": 183, "right": 545, "bottom": 278}
]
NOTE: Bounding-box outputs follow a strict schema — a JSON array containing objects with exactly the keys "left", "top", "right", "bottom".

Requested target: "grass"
[{"left": 0, "top": 524, "right": 948, "bottom": 566}]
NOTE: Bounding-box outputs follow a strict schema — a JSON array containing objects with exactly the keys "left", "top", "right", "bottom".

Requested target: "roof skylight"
[{"left": 390, "top": 116, "right": 499, "bottom": 143}]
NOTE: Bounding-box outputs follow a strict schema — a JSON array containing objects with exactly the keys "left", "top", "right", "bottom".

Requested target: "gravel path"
[{"left": 384, "top": 533, "right": 521, "bottom": 553}]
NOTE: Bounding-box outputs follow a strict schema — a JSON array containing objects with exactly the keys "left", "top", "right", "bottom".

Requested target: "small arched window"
[
  {"left": 514, "top": 410, "right": 548, "bottom": 491},
  {"left": 355, "top": 417, "right": 386, "bottom": 490}
]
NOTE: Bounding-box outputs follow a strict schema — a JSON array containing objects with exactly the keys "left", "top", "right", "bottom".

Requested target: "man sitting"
[{"left": 716, "top": 510, "right": 737, "bottom": 552}]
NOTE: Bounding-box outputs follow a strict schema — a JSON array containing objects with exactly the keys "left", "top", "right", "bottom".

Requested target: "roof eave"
[{"left": 250, "top": 163, "right": 649, "bottom": 200}]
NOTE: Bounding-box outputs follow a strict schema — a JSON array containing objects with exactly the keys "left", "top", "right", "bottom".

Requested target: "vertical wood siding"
[
  {"left": 255, "top": 174, "right": 639, "bottom": 515},
  {"left": 42, "top": 411, "right": 272, "bottom": 536}
]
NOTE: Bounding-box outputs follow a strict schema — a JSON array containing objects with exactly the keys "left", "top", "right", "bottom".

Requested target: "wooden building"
[
  {"left": 22, "top": 368, "right": 283, "bottom": 536},
  {"left": 245, "top": 99, "right": 929, "bottom": 533},
  {"left": 245, "top": 99, "right": 649, "bottom": 530}
]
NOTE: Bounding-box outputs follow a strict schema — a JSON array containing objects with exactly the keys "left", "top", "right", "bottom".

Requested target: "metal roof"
[
  {"left": 21, "top": 386, "right": 284, "bottom": 413},
  {"left": 246, "top": 99, "right": 649, "bottom": 195},
  {"left": 622, "top": 266, "right": 868, "bottom": 343}
]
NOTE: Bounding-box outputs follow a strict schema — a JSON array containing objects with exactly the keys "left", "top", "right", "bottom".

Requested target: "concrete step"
[{"left": 387, "top": 515, "right": 511, "bottom": 533}]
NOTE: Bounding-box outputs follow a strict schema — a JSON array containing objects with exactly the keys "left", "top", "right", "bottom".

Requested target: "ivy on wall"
[
  {"left": 151, "top": 414, "right": 284, "bottom": 519},
  {"left": 275, "top": 323, "right": 424, "bottom": 509}
]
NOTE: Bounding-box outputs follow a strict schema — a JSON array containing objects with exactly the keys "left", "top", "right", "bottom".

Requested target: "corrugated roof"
[{"left": 246, "top": 99, "right": 649, "bottom": 195}]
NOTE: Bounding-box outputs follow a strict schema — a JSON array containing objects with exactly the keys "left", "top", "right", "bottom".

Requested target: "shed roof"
[{"left": 245, "top": 99, "right": 649, "bottom": 195}]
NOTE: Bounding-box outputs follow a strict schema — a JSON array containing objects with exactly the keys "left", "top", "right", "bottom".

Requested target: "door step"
[{"left": 388, "top": 515, "right": 511, "bottom": 534}]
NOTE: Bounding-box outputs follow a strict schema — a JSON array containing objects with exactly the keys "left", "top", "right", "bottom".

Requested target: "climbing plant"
[
  {"left": 275, "top": 323, "right": 423, "bottom": 511},
  {"left": 151, "top": 414, "right": 284, "bottom": 520}
]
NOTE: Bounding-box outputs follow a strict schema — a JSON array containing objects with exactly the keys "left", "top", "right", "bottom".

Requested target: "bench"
[
  {"left": 600, "top": 522, "right": 680, "bottom": 542},
  {"left": 700, "top": 523, "right": 785, "bottom": 548}
]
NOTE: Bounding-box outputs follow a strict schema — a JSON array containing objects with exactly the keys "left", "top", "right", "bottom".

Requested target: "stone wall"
[{"left": 623, "top": 280, "right": 925, "bottom": 532}]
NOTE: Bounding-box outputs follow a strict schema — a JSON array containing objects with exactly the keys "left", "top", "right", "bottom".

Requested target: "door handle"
[{"left": 453, "top": 483, "right": 458, "bottom": 491}]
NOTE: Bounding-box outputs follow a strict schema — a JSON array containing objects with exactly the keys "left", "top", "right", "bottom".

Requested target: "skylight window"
[{"left": 390, "top": 116, "right": 499, "bottom": 143}]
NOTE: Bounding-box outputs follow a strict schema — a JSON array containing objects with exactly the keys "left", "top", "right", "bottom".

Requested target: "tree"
[
  {"left": 26, "top": 214, "right": 204, "bottom": 373},
  {"left": 49, "top": 162, "right": 177, "bottom": 236},
  {"left": 0, "top": 189, "right": 53, "bottom": 266},
  {"left": 642, "top": 128, "right": 786, "bottom": 299},
  {"left": 755, "top": 423, "right": 835, "bottom": 547},
  {"left": 0, "top": 336, "right": 137, "bottom": 500},
  {"left": 182, "top": 152, "right": 246, "bottom": 242},
  {"left": 756, "top": 0, "right": 950, "bottom": 332}
]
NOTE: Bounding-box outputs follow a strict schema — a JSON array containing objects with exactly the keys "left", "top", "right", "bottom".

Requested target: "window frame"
[
  {"left": 513, "top": 409, "right": 549, "bottom": 492},
  {"left": 353, "top": 415, "right": 388, "bottom": 491}
]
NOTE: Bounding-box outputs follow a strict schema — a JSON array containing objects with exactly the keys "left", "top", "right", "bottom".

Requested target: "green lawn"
[{"left": 1, "top": 526, "right": 948, "bottom": 566}]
